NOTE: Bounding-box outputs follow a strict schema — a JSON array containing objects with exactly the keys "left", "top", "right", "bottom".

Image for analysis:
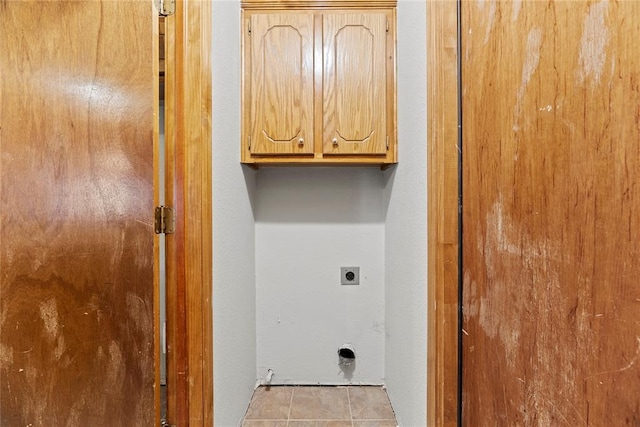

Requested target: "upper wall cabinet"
[{"left": 241, "top": 0, "right": 397, "bottom": 167}]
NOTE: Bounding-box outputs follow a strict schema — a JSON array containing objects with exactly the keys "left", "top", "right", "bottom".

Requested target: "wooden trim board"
[
  {"left": 164, "top": 1, "right": 213, "bottom": 425},
  {"left": 427, "top": 1, "right": 460, "bottom": 426}
]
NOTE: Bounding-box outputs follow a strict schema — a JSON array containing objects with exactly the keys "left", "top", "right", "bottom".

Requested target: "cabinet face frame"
[{"left": 241, "top": 2, "right": 397, "bottom": 167}]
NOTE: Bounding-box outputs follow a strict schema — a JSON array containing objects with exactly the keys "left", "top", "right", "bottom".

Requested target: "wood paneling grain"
[
  {"left": 241, "top": 0, "right": 397, "bottom": 10},
  {"left": 163, "top": 7, "right": 183, "bottom": 425},
  {"left": 322, "top": 12, "right": 388, "bottom": 155},
  {"left": 249, "top": 13, "right": 315, "bottom": 155},
  {"left": 0, "top": 2, "right": 158, "bottom": 425},
  {"left": 462, "top": 1, "right": 640, "bottom": 425},
  {"left": 241, "top": 2, "right": 396, "bottom": 166},
  {"left": 163, "top": 0, "right": 213, "bottom": 425},
  {"left": 427, "top": 1, "right": 460, "bottom": 426}
]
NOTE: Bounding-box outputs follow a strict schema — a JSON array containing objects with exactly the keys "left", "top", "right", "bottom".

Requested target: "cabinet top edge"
[{"left": 241, "top": 0, "right": 397, "bottom": 10}]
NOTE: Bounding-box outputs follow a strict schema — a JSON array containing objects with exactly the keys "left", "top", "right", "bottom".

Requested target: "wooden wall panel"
[{"left": 462, "top": 1, "right": 640, "bottom": 425}]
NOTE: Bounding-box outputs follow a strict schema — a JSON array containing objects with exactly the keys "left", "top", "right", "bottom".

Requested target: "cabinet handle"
[
  {"left": 332, "top": 138, "right": 338, "bottom": 146},
  {"left": 298, "top": 138, "right": 304, "bottom": 146}
]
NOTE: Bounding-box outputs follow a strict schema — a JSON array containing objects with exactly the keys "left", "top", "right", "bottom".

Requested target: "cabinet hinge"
[
  {"left": 155, "top": 0, "right": 175, "bottom": 17},
  {"left": 386, "top": 20, "right": 389, "bottom": 34},
  {"left": 154, "top": 206, "right": 175, "bottom": 234},
  {"left": 386, "top": 136, "right": 390, "bottom": 151},
  {"left": 248, "top": 20, "right": 252, "bottom": 35},
  {"left": 248, "top": 135, "right": 252, "bottom": 150}
]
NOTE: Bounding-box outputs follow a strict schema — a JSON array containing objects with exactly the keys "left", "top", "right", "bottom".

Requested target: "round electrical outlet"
[{"left": 340, "top": 267, "right": 359, "bottom": 285}]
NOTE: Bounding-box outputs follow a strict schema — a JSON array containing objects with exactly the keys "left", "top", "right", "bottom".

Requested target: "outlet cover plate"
[{"left": 341, "top": 267, "right": 360, "bottom": 285}]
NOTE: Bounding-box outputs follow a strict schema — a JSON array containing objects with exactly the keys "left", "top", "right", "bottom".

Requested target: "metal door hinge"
[
  {"left": 248, "top": 20, "right": 252, "bottom": 35},
  {"left": 248, "top": 135, "right": 252, "bottom": 150},
  {"left": 154, "top": 206, "right": 175, "bottom": 234},
  {"left": 386, "top": 136, "right": 390, "bottom": 151},
  {"left": 386, "top": 20, "right": 389, "bottom": 34},
  {"left": 156, "top": 0, "right": 175, "bottom": 17}
]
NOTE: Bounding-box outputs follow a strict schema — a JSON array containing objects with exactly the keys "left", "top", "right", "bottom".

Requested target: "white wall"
[
  {"left": 255, "top": 168, "right": 386, "bottom": 384},
  {"left": 383, "top": 1, "right": 428, "bottom": 425},
  {"left": 212, "top": 1, "right": 257, "bottom": 426},
  {"left": 211, "top": 0, "right": 428, "bottom": 425}
]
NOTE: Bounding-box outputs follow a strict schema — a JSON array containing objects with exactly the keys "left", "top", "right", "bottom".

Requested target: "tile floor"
[{"left": 242, "top": 386, "right": 398, "bottom": 427}]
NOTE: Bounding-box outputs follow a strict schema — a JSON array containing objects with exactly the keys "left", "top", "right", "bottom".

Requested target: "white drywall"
[
  {"left": 255, "top": 168, "right": 386, "bottom": 384},
  {"left": 212, "top": 1, "right": 257, "bottom": 425},
  {"left": 211, "top": 0, "right": 428, "bottom": 424},
  {"left": 383, "top": 1, "right": 428, "bottom": 425}
]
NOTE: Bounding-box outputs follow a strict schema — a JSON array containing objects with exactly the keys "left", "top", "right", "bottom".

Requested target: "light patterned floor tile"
[
  {"left": 348, "top": 387, "right": 395, "bottom": 420},
  {"left": 288, "top": 421, "right": 354, "bottom": 427},
  {"left": 289, "top": 387, "right": 351, "bottom": 420},
  {"left": 242, "top": 420, "right": 288, "bottom": 427},
  {"left": 352, "top": 420, "right": 398, "bottom": 427},
  {"left": 244, "top": 386, "right": 293, "bottom": 420}
]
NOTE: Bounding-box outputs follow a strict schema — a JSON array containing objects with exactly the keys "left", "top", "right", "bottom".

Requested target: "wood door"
[
  {"left": 247, "top": 12, "right": 314, "bottom": 155},
  {"left": 322, "top": 12, "right": 388, "bottom": 156},
  {"left": 462, "top": 1, "right": 640, "bottom": 425},
  {"left": 0, "top": 2, "right": 158, "bottom": 425}
]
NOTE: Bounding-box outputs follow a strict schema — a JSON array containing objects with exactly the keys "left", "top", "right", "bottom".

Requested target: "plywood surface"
[
  {"left": 462, "top": 1, "right": 640, "bottom": 425},
  {"left": 0, "top": 2, "right": 157, "bottom": 425}
]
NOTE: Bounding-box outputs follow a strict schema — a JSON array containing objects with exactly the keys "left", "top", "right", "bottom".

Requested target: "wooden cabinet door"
[
  {"left": 248, "top": 13, "right": 314, "bottom": 155},
  {"left": 322, "top": 13, "right": 388, "bottom": 156},
  {"left": 0, "top": 2, "right": 158, "bottom": 425}
]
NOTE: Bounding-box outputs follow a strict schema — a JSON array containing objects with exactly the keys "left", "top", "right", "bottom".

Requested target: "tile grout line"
[
  {"left": 346, "top": 386, "right": 354, "bottom": 427},
  {"left": 288, "top": 419, "right": 361, "bottom": 421},
  {"left": 286, "top": 386, "right": 294, "bottom": 427}
]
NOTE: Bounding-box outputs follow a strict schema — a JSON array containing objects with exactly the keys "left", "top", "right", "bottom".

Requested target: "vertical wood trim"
[
  {"left": 241, "top": 11, "right": 251, "bottom": 163},
  {"left": 165, "top": 1, "right": 213, "bottom": 425},
  {"left": 199, "top": 3, "right": 214, "bottom": 424},
  {"left": 387, "top": 8, "right": 397, "bottom": 162},
  {"left": 183, "top": 0, "right": 212, "bottom": 425},
  {"left": 167, "top": 2, "right": 190, "bottom": 423},
  {"left": 164, "top": 6, "right": 180, "bottom": 423},
  {"left": 427, "top": 1, "right": 459, "bottom": 426},
  {"left": 153, "top": 9, "right": 162, "bottom": 426},
  {"left": 314, "top": 13, "right": 323, "bottom": 157}
]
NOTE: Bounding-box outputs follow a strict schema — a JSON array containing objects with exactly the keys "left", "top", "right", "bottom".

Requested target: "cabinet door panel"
[
  {"left": 250, "top": 13, "right": 314, "bottom": 155},
  {"left": 323, "top": 13, "right": 387, "bottom": 155}
]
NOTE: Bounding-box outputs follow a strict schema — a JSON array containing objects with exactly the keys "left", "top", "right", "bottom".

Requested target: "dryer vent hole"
[{"left": 338, "top": 348, "right": 355, "bottom": 359}]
